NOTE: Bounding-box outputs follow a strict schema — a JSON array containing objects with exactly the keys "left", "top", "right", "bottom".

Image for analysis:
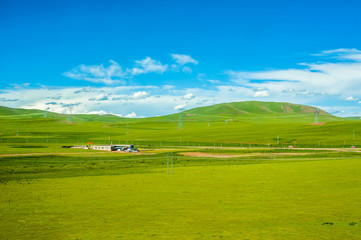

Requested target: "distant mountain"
[
  {"left": 0, "top": 106, "right": 124, "bottom": 122},
  {"left": 0, "top": 101, "right": 340, "bottom": 123},
  {"left": 184, "top": 101, "right": 330, "bottom": 116},
  {"left": 0, "top": 106, "right": 45, "bottom": 118},
  {"left": 152, "top": 101, "right": 339, "bottom": 123}
]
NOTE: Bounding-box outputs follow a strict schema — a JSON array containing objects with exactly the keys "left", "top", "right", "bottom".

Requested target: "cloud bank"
[
  {"left": 4, "top": 49, "right": 361, "bottom": 117},
  {"left": 64, "top": 54, "right": 198, "bottom": 85}
]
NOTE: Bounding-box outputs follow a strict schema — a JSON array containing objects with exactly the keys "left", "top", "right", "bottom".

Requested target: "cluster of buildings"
[{"left": 64, "top": 144, "right": 139, "bottom": 152}]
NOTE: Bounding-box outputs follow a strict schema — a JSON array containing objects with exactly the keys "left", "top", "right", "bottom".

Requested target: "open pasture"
[
  {"left": 1, "top": 147, "right": 361, "bottom": 239},
  {"left": 2, "top": 117, "right": 361, "bottom": 148},
  {"left": 1, "top": 102, "right": 361, "bottom": 239}
]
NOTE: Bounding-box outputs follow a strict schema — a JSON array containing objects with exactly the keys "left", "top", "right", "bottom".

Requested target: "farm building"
[
  {"left": 92, "top": 145, "right": 117, "bottom": 151},
  {"left": 113, "top": 145, "right": 135, "bottom": 151},
  {"left": 91, "top": 144, "right": 138, "bottom": 152}
]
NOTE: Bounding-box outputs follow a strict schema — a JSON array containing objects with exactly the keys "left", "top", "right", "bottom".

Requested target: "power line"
[
  {"left": 177, "top": 108, "right": 184, "bottom": 130},
  {"left": 67, "top": 106, "right": 74, "bottom": 122},
  {"left": 314, "top": 108, "right": 320, "bottom": 124}
]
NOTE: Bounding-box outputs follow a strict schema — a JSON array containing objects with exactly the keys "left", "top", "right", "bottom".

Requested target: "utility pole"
[
  {"left": 178, "top": 108, "right": 184, "bottom": 130},
  {"left": 314, "top": 108, "right": 320, "bottom": 124},
  {"left": 167, "top": 152, "right": 174, "bottom": 175},
  {"left": 67, "top": 106, "right": 74, "bottom": 122},
  {"left": 167, "top": 154, "right": 169, "bottom": 174},
  {"left": 171, "top": 153, "right": 173, "bottom": 174}
]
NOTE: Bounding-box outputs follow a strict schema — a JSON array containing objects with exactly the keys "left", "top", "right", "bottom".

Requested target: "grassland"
[
  {"left": 1, "top": 149, "right": 361, "bottom": 239},
  {"left": 1, "top": 101, "right": 361, "bottom": 239}
]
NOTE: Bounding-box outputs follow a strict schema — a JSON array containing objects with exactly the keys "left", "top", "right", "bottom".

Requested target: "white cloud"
[
  {"left": 345, "top": 96, "right": 359, "bottom": 101},
  {"left": 125, "top": 112, "right": 137, "bottom": 118},
  {"left": 282, "top": 89, "right": 326, "bottom": 96},
  {"left": 74, "top": 86, "right": 99, "bottom": 94},
  {"left": 61, "top": 102, "right": 81, "bottom": 108},
  {"left": 253, "top": 90, "right": 269, "bottom": 97},
  {"left": 10, "top": 83, "right": 30, "bottom": 89},
  {"left": 2, "top": 82, "right": 361, "bottom": 117},
  {"left": 89, "top": 93, "right": 110, "bottom": 101},
  {"left": 132, "top": 91, "right": 149, "bottom": 99},
  {"left": 65, "top": 57, "right": 170, "bottom": 84},
  {"left": 0, "top": 97, "right": 19, "bottom": 102},
  {"left": 49, "top": 94, "right": 62, "bottom": 100},
  {"left": 183, "top": 93, "right": 195, "bottom": 99},
  {"left": 182, "top": 66, "right": 193, "bottom": 73},
  {"left": 229, "top": 49, "right": 361, "bottom": 98},
  {"left": 174, "top": 104, "right": 186, "bottom": 111},
  {"left": 130, "top": 57, "right": 168, "bottom": 75},
  {"left": 314, "top": 48, "right": 361, "bottom": 56},
  {"left": 171, "top": 54, "right": 198, "bottom": 65},
  {"left": 64, "top": 60, "right": 126, "bottom": 85},
  {"left": 313, "top": 48, "right": 361, "bottom": 62},
  {"left": 207, "top": 79, "right": 221, "bottom": 84},
  {"left": 87, "top": 110, "right": 109, "bottom": 115},
  {"left": 162, "top": 85, "right": 175, "bottom": 90}
]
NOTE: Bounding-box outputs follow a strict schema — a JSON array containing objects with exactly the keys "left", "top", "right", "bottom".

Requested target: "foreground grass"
[
  {"left": 1, "top": 146, "right": 361, "bottom": 183},
  {"left": 1, "top": 153, "right": 361, "bottom": 239}
]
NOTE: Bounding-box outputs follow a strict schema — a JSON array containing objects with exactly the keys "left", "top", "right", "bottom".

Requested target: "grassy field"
[
  {"left": 1, "top": 101, "right": 361, "bottom": 239},
  {"left": 2, "top": 118, "right": 361, "bottom": 148},
  {"left": 1, "top": 149, "right": 361, "bottom": 239}
]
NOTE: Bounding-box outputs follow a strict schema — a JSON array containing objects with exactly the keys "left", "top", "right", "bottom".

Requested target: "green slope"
[
  {"left": 0, "top": 101, "right": 339, "bottom": 123},
  {"left": 150, "top": 101, "right": 340, "bottom": 123},
  {"left": 185, "top": 101, "right": 327, "bottom": 116},
  {"left": 0, "top": 106, "right": 46, "bottom": 118},
  {"left": 1, "top": 101, "right": 359, "bottom": 147},
  {"left": 0, "top": 106, "right": 126, "bottom": 122}
]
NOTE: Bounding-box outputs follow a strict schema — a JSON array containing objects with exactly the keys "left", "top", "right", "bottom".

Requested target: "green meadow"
[
  {"left": 1, "top": 153, "right": 361, "bottom": 239},
  {"left": 1, "top": 101, "right": 361, "bottom": 239}
]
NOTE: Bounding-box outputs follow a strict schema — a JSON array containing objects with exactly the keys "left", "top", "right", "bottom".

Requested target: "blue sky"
[{"left": 2, "top": 0, "right": 361, "bottom": 117}]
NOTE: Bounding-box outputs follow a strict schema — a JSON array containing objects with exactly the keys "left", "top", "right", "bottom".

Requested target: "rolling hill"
[
  {"left": 0, "top": 101, "right": 359, "bottom": 147},
  {"left": 0, "top": 101, "right": 341, "bottom": 123},
  {"left": 150, "top": 101, "right": 340, "bottom": 123},
  {"left": 0, "top": 105, "right": 126, "bottom": 122},
  {"left": 185, "top": 101, "right": 328, "bottom": 116}
]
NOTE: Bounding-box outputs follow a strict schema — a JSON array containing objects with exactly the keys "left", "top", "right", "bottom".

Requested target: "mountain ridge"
[{"left": 0, "top": 101, "right": 339, "bottom": 123}]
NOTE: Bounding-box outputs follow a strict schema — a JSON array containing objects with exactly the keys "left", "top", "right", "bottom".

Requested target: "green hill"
[
  {"left": 0, "top": 101, "right": 338, "bottom": 123},
  {"left": 185, "top": 101, "right": 328, "bottom": 116},
  {"left": 0, "top": 106, "right": 46, "bottom": 118},
  {"left": 151, "top": 101, "right": 339, "bottom": 123},
  {"left": 0, "top": 106, "right": 126, "bottom": 122},
  {"left": 1, "top": 101, "right": 359, "bottom": 147}
]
